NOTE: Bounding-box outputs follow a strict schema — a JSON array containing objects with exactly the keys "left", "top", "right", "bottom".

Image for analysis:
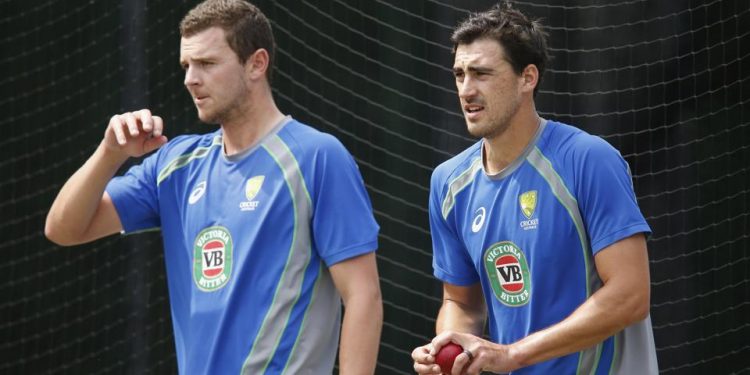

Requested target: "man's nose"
[
  {"left": 458, "top": 78, "right": 477, "bottom": 100},
  {"left": 184, "top": 66, "right": 199, "bottom": 87}
]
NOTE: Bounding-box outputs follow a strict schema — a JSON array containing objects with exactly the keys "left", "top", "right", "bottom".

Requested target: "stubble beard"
[
  {"left": 467, "top": 96, "right": 520, "bottom": 139},
  {"left": 198, "top": 109, "right": 219, "bottom": 125},
  {"left": 195, "top": 80, "right": 252, "bottom": 125},
  {"left": 198, "top": 93, "right": 246, "bottom": 126},
  {"left": 201, "top": 109, "right": 228, "bottom": 125}
]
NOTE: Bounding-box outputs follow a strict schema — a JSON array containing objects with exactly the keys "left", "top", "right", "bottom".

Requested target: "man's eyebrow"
[
  {"left": 179, "top": 55, "right": 213, "bottom": 65},
  {"left": 466, "top": 66, "right": 494, "bottom": 74},
  {"left": 453, "top": 63, "right": 494, "bottom": 73}
]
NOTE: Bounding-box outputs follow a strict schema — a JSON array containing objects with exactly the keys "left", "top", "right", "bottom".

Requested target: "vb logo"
[
  {"left": 193, "top": 226, "right": 233, "bottom": 292},
  {"left": 495, "top": 256, "right": 524, "bottom": 292},
  {"left": 483, "top": 241, "right": 531, "bottom": 306},
  {"left": 201, "top": 241, "right": 225, "bottom": 278}
]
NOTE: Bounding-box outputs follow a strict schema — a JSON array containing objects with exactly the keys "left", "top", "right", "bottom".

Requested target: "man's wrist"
[
  {"left": 504, "top": 341, "right": 527, "bottom": 372},
  {"left": 96, "top": 141, "right": 131, "bottom": 166}
]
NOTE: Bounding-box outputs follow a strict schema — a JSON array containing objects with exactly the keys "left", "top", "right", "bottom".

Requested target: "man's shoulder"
[
  {"left": 541, "top": 120, "right": 620, "bottom": 161},
  {"left": 147, "top": 131, "right": 222, "bottom": 184},
  {"left": 277, "top": 119, "right": 350, "bottom": 157},
  {"left": 432, "top": 140, "right": 483, "bottom": 187},
  {"left": 160, "top": 131, "right": 222, "bottom": 158},
  {"left": 538, "top": 120, "right": 628, "bottom": 190}
]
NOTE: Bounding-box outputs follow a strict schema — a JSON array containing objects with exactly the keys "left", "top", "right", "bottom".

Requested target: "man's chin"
[
  {"left": 466, "top": 121, "right": 487, "bottom": 138},
  {"left": 196, "top": 111, "right": 220, "bottom": 125}
]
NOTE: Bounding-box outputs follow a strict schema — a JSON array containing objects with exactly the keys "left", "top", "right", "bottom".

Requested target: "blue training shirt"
[
  {"left": 106, "top": 118, "right": 379, "bottom": 375},
  {"left": 430, "top": 119, "right": 658, "bottom": 374}
]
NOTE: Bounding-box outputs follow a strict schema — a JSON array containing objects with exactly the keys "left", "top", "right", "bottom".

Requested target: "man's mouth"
[{"left": 465, "top": 104, "right": 484, "bottom": 114}]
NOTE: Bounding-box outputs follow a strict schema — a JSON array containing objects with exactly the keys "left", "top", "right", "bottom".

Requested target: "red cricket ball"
[{"left": 435, "top": 342, "right": 464, "bottom": 374}]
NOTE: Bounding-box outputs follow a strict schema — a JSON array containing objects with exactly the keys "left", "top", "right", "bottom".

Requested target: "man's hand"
[
  {"left": 412, "top": 342, "right": 442, "bottom": 374},
  {"left": 424, "top": 331, "right": 517, "bottom": 375},
  {"left": 413, "top": 282, "right": 489, "bottom": 374},
  {"left": 45, "top": 108, "right": 167, "bottom": 246},
  {"left": 102, "top": 109, "right": 168, "bottom": 158}
]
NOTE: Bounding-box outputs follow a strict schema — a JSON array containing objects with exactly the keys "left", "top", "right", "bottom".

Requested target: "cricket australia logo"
[
  {"left": 193, "top": 226, "right": 233, "bottom": 292},
  {"left": 239, "top": 175, "right": 265, "bottom": 211},
  {"left": 519, "top": 190, "right": 539, "bottom": 230},
  {"left": 483, "top": 241, "right": 531, "bottom": 306}
]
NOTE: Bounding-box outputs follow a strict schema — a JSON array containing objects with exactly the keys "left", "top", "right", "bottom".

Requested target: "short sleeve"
[
  {"left": 574, "top": 137, "right": 651, "bottom": 254},
  {"left": 310, "top": 138, "right": 379, "bottom": 266},
  {"left": 105, "top": 154, "right": 161, "bottom": 233},
  {"left": 430, "top": 167, "right": 479, "bottom": 286}
]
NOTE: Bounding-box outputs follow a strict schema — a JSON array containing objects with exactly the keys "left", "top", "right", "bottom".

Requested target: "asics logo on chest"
[
  {"left": 471, "top": 207, "right": 486, "bottom": 233},
  {"left": 188, "top": 181, "right": 207, "bottom": 204}
]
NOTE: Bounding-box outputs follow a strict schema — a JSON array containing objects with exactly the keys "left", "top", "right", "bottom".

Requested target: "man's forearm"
[
  {"left": 506, "top": 236, "right": 651, "bottom": 369},
  {"left": 507, "top": 281, "right": 649, "bottom": 368},
  {"left": 337, "top": 294, "right": 383, "bottom": 375},
  {"left": 45, "top": 143, "right": 127, "bottom": 245},
  {"left": 436, "top": 299, "right": 486, "bottom": 336}
]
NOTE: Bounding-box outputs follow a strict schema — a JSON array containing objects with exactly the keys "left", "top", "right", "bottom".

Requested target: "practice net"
[{"left": 1, "top": 0, "right": 748, "bottom": 373}]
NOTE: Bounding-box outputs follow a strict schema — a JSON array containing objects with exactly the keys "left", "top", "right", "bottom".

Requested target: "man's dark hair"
[
  {"left": 180, "top": 0, "right": 275, "bottom": 81},
  {"left": 452, "top": 1, "right": 550, "bottom": 96}
]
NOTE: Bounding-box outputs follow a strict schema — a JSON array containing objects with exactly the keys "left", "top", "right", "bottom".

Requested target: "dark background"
[{"left": 1, "top": 0, "right": 748, "bottom": 374}]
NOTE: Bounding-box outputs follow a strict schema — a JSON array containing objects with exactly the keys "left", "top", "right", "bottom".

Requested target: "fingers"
[
  {"left": 109, "top": 115, "right": 127, "bottom": 145},
  {"left": 144, "top": 135, "right": 168, "bottom": 153},
  {"left": 105, "top": 110, "right": 167, "bottom": 158},
  {"left": 427, "top": 332, "right": 482, "bottom": 375},
  {"left": 413, "top": 363, "right": 442, "bottom": 375},
  {"left": 413, "top": 362, "right": 442, "bottom": 375},
  {"left": 430, "top": 331, "right": 461, "bottom": 355},
  {"left": 411, "top": 344, "right": 434, "bottom": 364},
  {"left": 412, "top": 344, "right": 441, "bottom": 375},
  {"left": 451, "top": 350, "right": 475, "bottom": 375},
  {"left": 108, "top": 110, "right": 164, "bottom": 143},
  {"left": 123, "top": 112, "right": 140, "bottom": 137},
  {"left": 138, "top": 109, "right": 153, "bottom": 132},
  {"left": 426, "top": 333, "right": 511, "bottom": 375},
  {"left": 152, "top": 115, "right": 164, "bottom": 137}
]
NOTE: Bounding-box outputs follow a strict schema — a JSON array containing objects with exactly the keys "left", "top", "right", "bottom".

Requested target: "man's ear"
[
  {"left": 245, "top": 48, "right": 269, "bottom": 81},
  {"left": 520, "top": 64, "right": 539, "bottom": 94}
]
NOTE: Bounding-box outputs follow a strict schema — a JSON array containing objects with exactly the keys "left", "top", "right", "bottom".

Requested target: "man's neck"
[
  {"left": 482, "top": 107, "right": 540, "bottom": 175},
  {"left": 220, "top": 93, "right": 285, "bottom": 156}
]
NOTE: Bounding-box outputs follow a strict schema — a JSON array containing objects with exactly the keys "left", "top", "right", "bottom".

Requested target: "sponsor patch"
[
  {"left": 483, "top": 241, "right": 531, "bottom": 306},
  {"left": 193, "top": 226, "right": 233, "bottom": 291}
]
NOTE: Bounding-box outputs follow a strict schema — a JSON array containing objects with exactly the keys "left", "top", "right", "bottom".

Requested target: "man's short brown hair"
[
  {"left": 452, "top": 1, "right": 550, "bottom": 96},
  {"left": 180, "top": 0, "right": 275, "bottom": 79}
]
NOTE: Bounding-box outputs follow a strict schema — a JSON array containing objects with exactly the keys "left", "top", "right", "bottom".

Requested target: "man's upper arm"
[
  {"left": 593, "top": 233, "right": 651, "bottom": 322},
  {"left": 443, "top": 282, "right": 484, "bottom": 308},
  {"left": 78, "top": 192, "right": 124, "bottom": 243},
  {"left": 329, "top": 252, "right": 380, "bottom": 303},
  {"left": 308, "top": 135, "right": 379, "bottom": 267}
]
